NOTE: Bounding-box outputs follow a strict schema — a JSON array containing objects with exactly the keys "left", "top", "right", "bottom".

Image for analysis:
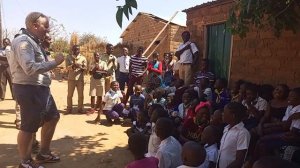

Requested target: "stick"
[{"left": 143, "top": 11, "right": 179, "bottom": 57}]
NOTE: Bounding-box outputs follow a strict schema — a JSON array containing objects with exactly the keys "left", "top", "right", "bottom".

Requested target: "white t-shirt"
[
  {"left": 177, "top": 165, "right": 198, "bottom": 168},
  {"left": 156, "top": 136, "right": 182, "bottom": 168},
  {"left": 282, "top": 105, "right": 300, "bottom": 130},
  {"left": 242, "top": 97, "right": 268, "bottom": 117},
  {"left": 117, "top": 55, "right": 130, "bottom": 73},
  {"left": 147, "top": 123, "right": 161, "bottom": 157},
  {"left": 102, "top": 89, "right": 123, "bottom": 110},
  {"left": 218, "top": 122, "right": 250, "bottom": 168},
  {"left": 199, "top": 143, "right": 218, "bottom": 168},
  {"left": 176, "top": 41, "right": 198, "bottom": 64}
]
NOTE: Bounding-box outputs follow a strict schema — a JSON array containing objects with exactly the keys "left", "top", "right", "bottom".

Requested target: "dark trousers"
[
  {"left": 0, "top": 68, "right": 13, "bottom": 100},
  {"left": 118, "top": 72, "right": 129, "bottom": 91},
  {"left": 124, "top": 75, "right": 143, "bottom": 104}
]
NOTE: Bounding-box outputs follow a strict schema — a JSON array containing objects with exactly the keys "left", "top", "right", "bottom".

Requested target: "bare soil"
[{"left": 0, "top": 79, "right": 133, "bottom": 168}]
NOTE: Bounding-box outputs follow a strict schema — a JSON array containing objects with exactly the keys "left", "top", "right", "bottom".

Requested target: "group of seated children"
[{"left": 122, "top": 75, "right": 300, "bottom": 168}]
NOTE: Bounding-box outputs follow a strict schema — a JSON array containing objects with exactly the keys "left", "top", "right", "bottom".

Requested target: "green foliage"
[
  {"left": 228, "top": 0, "right": 300, "bottom": 38},
  {"left": 116, "top": 0, "right": 138, "bottom": 28}
]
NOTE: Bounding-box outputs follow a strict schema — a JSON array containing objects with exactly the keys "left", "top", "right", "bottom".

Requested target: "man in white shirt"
[
  {"left": 117, "top": 47, "right": 130, "bottom": 91},
  {"left": 155, "top": 118, "right": 182, "bottom": 168},
  {"left": 175, "top": 31, "right": 199, "bottom": 85}
]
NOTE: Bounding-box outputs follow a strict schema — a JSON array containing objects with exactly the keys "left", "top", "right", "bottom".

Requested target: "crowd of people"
[{"left": 1, "top": 11, "right": 299, "bottom": 168}]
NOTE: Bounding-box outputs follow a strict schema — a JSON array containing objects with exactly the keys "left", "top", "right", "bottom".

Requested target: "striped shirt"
[{"left": 129, "top": 55, "right": 148, "bottom": 77}]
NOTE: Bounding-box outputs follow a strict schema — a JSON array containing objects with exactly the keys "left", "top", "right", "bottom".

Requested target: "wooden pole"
[
  {"left": 143, "top": 11, "right": 179, "bottom": 57},
  {"left": 147, "top": 34, "right": 168, "bottom": 58},
  {"left": 0, "top": 0, "right": 3, "bottom": 47}
]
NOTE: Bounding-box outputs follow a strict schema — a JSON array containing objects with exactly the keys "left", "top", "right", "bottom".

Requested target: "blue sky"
[{"left": 2, "top": 0, "right": 209, "bottom": 44}]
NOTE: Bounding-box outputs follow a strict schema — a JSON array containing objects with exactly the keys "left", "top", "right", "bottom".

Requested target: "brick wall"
[
  {"left": 121, "top": 13, "right": 185, "bottom": 60},
  {"left": 185, "top": 0, "right": 300, "bottom": 88}
]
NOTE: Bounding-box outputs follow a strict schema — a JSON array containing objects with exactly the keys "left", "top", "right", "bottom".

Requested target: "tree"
[
  {"left": 116, "top": 0, "right": 137, "bottom": 28},
  {"left": 51, "top": 37, "right": 69, "bottom": 53},
  {"left": 228, "top": 0, "right": 300, "bottom": 38}
]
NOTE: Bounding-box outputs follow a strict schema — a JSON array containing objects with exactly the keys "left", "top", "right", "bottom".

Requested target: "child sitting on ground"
[
  {"left": 97, "top": 81, "right": 125, "bottom": 125},
  {"left": 199, "top": 126, "right": 219, "bottom": 168},
  {"left": 242, "top": 83, "right": 268, "bottom": 130},
  {"left": 126, "top": 133, "right": 159, "bottom": 168},
  {"left": 212, "top": 78, "right": 231, "bottom": 111},
  {"left": 155, "top": 118, "right": 182, "bottom": 168},
  {"left": 194, "top": 77, "right": 212, "bottom": 102},
  {"left": 210, "top": 109, "right": 225, "bottom": 144},
  {"left": 181, "top": 101, "right": 211, "bottom": 142},
  {"left": 250, "top": 88, "right": 300, "bottom": 165},
  {"left": 147, "top": 104, "right": 169, "bottom": 157},
  {"left": 178, "top": 141, "right": 206, "bottom": 168},
  {"left": 218, "top": 102, "right": 250, "bottom": 168},
  {"left": 126, "top": 111, "right": 151, "bottom": 138},
  {"left": 128, "top": 85, "right": 145, "bottom": 121},
  {"left": 148, "top": 87, "right": 167, "bottom": 108},
  {"left": 231, "top": 80, "right": 245, "bottom": 103}
]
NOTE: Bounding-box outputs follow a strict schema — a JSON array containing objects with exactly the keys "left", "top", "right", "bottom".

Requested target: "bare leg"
[
  {"left": 94, "top": 97, "right": 102, "bottom": 123},
  {"left": 91, "top": 96, "right": 95, "bottom": 109},
  {"left": 40, "top": 117, "right": 59, "bottom": 154},
  {"left": 18, "top": 130, "right": 33, "bottom": 162}
]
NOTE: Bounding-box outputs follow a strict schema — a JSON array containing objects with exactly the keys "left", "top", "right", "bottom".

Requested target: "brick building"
[
  {"left": 184, "top": 0, "right": 300, "bottom": 87},
  {"left": 120, "top": 12, "right": 186, "bottom": 59}
]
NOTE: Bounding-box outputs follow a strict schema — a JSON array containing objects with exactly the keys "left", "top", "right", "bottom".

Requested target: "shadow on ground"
[{"left": 0, "top": 133, "right": 132, "bottom": 168}]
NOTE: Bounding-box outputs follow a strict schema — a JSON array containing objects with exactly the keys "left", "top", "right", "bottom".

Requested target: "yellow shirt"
[{"left": 100, "top": 53, "right": 117, "bottom": 76}]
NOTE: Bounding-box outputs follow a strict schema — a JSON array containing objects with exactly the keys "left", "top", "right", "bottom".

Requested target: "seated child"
[
  {"left": 178, "top": 141, "right": 206, "bottom": 168},
  {"left": 181, "top": 101, "right": 210, "bottom": 142},
  {"left": 98, "top": 81, "right": 125, "bottom": 124},
  {"left": 250, "top": 88, "right": 300, "bottom": 164},
  {"left": 194, "top": 77, "right": 212, "bottom": 102},
  {"left": 173, "top": 92, "right": 193, "bottom": 121},
  {"left": 212, "top": 78, "right": 231, "bottom": 111},
  {"left": 230, "top": 80, "right": 245, "bottom": 103},
  {"left": 253, "top": 156, "right": 298, "bottom": 168},
  {"left": 210, "top": 109, "right": 225, "bottom": 144},
  {"left": 147, "top": 104, "right": 169, "bottom": 157},
  {"left": 126, "top": 111, "right": 151, "bottom": 138},
  {"left": 155, "top": 118, "right": 182, "bottom": 168},
  {"left": 242, "top": 83, "right": 268, "bottom": 130},
  {"left": 128, "top": 85, "right": 145, "bottom": 121},
  {"left": 218, "top": 102, "right": 250, "bottom": 168},
  {"left": 148, "top": 87, "right": 167, "bottom": 108},
  {"left": 126, "top": 133, "right": 159, "bottom": 168},
  {"left": 173, "top": 79, "right": 189, "bottom": 108},
  {"left": 199, "top": 126, "right": 219, "bottom": 168}
]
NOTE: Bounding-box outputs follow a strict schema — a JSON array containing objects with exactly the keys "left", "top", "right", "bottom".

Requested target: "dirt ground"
[{"left": 0, "top": 79, "right": 133, "bottom": 168}]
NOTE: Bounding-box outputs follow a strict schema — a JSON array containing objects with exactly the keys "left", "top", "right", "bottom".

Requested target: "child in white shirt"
[
  {"left": 199, "top": 126, "right": 218, "bottom": 168},
  {"left": 217, "top": 102, "right": 250, "bottom": 168}
]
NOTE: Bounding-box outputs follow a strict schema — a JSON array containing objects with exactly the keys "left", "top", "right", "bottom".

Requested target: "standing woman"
[
  {"left": 147, "top": 52, "right": 163, "bottom": 88},
  {"left": 87, "top": 52, "right": 107, "bottom": 116}
]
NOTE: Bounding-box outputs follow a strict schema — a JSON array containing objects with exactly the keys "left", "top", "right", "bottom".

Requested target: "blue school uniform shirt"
[
  {"left": 212, "top": 89, "right": 231, "bottom": 110},
  {"left": 129, "top": 94, "right": 145, "bottom": 109}
]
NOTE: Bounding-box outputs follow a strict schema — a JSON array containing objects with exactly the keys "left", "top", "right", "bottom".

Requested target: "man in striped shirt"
[{"left": 123, "top": 46, "right": 148, "bottom": 105}]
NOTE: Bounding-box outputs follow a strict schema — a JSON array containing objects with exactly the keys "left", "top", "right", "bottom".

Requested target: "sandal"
[{"left": 36, "top": 152, "right": 60, "bottom": 163}]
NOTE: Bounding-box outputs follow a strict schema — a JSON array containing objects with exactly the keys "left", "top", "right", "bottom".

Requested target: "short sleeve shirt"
[
  {"left": 218, "top": 122, "right": 250, "bottom": 168},
  {"left": 176, "top": 42, "right": 198, "bottom": 64}
]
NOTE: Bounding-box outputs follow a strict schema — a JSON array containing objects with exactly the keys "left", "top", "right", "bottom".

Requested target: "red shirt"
[{"left": 147, "top": 61, "right": 162, "bottom": 75}]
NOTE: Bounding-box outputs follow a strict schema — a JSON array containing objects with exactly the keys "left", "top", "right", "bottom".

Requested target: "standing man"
[
  {"left": 123, "top": 46, "right": 148, "bottom": 105},
  {"left": 0, "top": 38, "right": 13, "bottom": 101},
  {"left": 117, "top": 47, "right": 130, "bottom": 91},
  {"left": 101, "top": 43, "right": 117, "bottom": 92},
  {"left": 66, "top": 45, "right": 87, "bottom": 114},
  {"left": 7, "top": 12, "right": 64, "bottom": 168},
  {"left": 175, "top": 31, "right": 199, "bottom": 86}
]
